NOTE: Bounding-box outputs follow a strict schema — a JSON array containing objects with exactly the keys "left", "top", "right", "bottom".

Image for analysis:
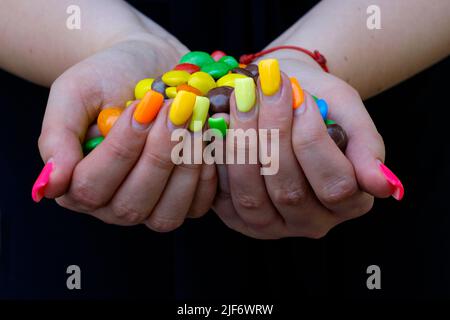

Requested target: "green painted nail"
[
  {"left": 312, "top": 95, "right": 319, "bottom": 102},
  {"left": 208, "top": 117, "right": 228, "bottom": 137},
  {"left": 325, "top": 119, "right": 336, "bottom": 125},
  {"left": 83, "top": 136, "right": 104, "bottom": 154}
]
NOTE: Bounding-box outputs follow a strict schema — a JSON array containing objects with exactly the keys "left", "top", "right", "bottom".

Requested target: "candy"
[
  {"left": 290, "top": 77, "right": 304, "bottom": 109},
  {"left": 207, "top": 86, "right": 233, "bottom": 114},
  {"left": 134, "top": 78, "right": 154, "bottom": 99},
  {"left": 235, "top": 78, "right": 256, "bottom": 113},
  {"left": 162, "top": 70, "right": 190, "bottom": 87},
  {"left": 218, "top": 56, "right": 239, "bottom": 69},
  {"left": 179, "top": 51, "right": 215, "bottom": 68},
  {"left": 316, "top": 98, "right": 328, "bottom": 120},
  {"left": 176, "top": 84, "right": 202, "bottom": 96},
  {"left": 238, "top": 63, "right": 247, "bottom": 68},
  {"left": 169, "top": 91, "right": 196, "bottom": 126},
  {"left": 327, "top": 123, "right": 348, "bottom": 152},
  {"left": 188, "top": 71, "right": 216, "bottom": 95},
  {"left": 216, "top": 73, "right": 248, "bottom": 87},
  {"left": 97, "top": 107, "right": 122, "bottom": 136},
  {"left": 134, "top": 90, "right": 164, "bottom": 125},
  {"left": 231, "top": 67, "right": 255, "bottom": 80},
  {"left": 151, "top": 76, "right": 168, "bottom": 98},
  {"left": 173, "top": 63, "right": 200, "bottom": 74},
  {"left": 201, "top": 62, "right": 230, "bottom": 79},
  {"left": 189, "top": 96, "right": 210, "bottom": 132},
  {"left": 211, "top": 50, "right": 227, "bottom": 61},
  {"left": 208, "top": 117, "right": 228, "bottom": 137},
  {"left": 165, "top": 86, "right": 178, "bottom": 99},
  {"left": 245, "top": 64, "right": 259, "bottom": 78},
  {"left": 258, "top": 59, "right": 281, "bottom": 96},
  {"left": 83, "top": 136, "right": 104, "bottom": 154}
]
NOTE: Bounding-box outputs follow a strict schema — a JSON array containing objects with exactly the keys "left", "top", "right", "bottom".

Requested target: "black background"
[{"left": 0, "top": 0, "right": 449, "bottom": 300}]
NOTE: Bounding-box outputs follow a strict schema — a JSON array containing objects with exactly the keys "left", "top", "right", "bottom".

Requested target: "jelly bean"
[
  {"left": 134, "top": 90, "right": 164, "bottom": 125},
  {"left": 208, "top": 117, "right": 228, "bottom": 137},
  {"left": 166, "top": 86, "right": 178, "bottom": 99},
  {"left": 316, "top": 98, "right": 328, "bottom": 120},
  {"left": 219, "top": 56, "right": 239, "bottom": 69},
  {"left": 151, "top": 76, "right": 168, "bottom": 98},
  {"left": 169, "top": 91, "right": 196, "bottom": 126},
  {"left": 176, "top": 84, "right": 202, "bottom": 96},
  {"left": 245, "top": 64, "right": 259, "bottom": 78},
  {"left": 231, "top": 67, "right": 255, "bottom": 80},
  {"left": 97, "top": 107, "right": 122, "bottom": 136},
  {"left": 327, "top": 123, "right": 348, "bottom": 152},
  {"left": 125, "top": 100, "right": 134, "bottom": 107},
  {"left": 162, "top": 70, "right": 190, "bottom": 87},
  {"left": 290, "top": 77, "right": 304, "bottom": 109},
  {"left": 201, "top": 62, "right": 230, "bottom": 79},
  {"left": 134, "top": 78, "right": 154, "bottom": 99},
  {"left": 216, "top": 73, "right": 248, "bottom": 87},
  {"left": 179, "top": 51, "right": 215, "bottom": 67},
  {"left": 211, "top": 50, "right": 227, "bottom": 61},
  {"left": 173, "top": 63, "right": 200, "bottom": 74},
  {"left": 188, "top": 71, "right": 216, "bottom": 95},
  {"left": 83, "top": 136, "right": 104, "bottom": 154},
  {"left": 189, "top": 96, "right": 210, "bottom": 132},
  {"left": 207, "top": 86, "right": 233, "bottom": 114},
  {"left": 258, "top": 59, "right": 280, "bottom": 96}
]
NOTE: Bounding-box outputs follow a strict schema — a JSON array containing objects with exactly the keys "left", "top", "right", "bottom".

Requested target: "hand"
[
  {"left": 35, "top": 37, "right": 216, "bottom": 230},
  {"left": 213, "top": 59, "right": 396, "bottom": 239}
]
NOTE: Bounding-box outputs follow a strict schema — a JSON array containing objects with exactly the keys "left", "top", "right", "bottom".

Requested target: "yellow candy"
[
  {"left": 162, "top": 70, "right": 190, "bottom": 87},
  {"left": 216, "top": 73, "right": 248, "bottom": 88},
  {"left": 188, "top": 71, "right": 216, "bottom": 95},
  {"left": 165, "top": 86, "right": 178, "bottom": 99},
  {"left": 134, "top": 78, "right": 154, "bottom": 100}
]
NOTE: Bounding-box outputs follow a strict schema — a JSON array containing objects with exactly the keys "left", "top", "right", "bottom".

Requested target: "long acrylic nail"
[
  {"left": 290, "top": 77, "right": 304, "bottom": 109},
  {"left": 169, "top": 90, "right": 197, "bottom": 126},
  {"left": 378, "top": 161, "right": 404, "bottom": 200},
  {"left": 189, "top": 96, "right": 210, "bottom": 132},
  {"left": 133, "top": 90, "right": 164, "bottom": 128},
  {"left": 235, "top": 77, "right": 256, "bottom": 113},
  {"left": 258, "top": 59, "right": 281, "bottom": 96},
  {"left": 32, "top": 161, "right": 53, "bottom": 202},
  {"left": 208, "top": 117, "right": 228, "bottom": 137}
]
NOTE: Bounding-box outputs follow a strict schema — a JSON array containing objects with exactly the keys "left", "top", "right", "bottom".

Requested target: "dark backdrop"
[{"left": 1, "top": 0, "right": 449, "bottom": 300}]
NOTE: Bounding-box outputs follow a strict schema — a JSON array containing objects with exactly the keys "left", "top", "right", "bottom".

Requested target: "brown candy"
[
  {"left": 327, "top": 123, "right": 348, "bottom": 152},
  {"left": 231, "top": 67, "right": 255, "bottom": 80},
  {"left": 151, "top": 75, "right": 168, "bottom": 98},
  {"left": 207, "top": 86, "right": 233, "bottom": 114},
  {"left": 244, "top": 64, "right": 259, "bottom": 79}
]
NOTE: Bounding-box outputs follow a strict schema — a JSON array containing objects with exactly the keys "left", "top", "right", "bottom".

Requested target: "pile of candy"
[{"left": 84, "top": 50, "right": 347, "bottom": 154}]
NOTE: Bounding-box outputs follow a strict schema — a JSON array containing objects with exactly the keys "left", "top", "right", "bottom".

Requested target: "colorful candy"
[
  {"left": 201, "top": 62, "right": 230, "bottom": 79},
  {"left": 188, "top": 71, "right": 216, "bottom": 95},
  {"left": 231, "top": 67, "right": 255, "bottom": 80},
  {"left": 162, "top": 70, "right": 190, "bottom": 87},
  {"left": 179, "top": 51, "right": 215, "bottom": 68},
  {"left": 211, "top": 50, "right": 227, "bottom": 61},
  {"left": 327, "top": 123, "right": 348, "bottom": 151},
  {"left": 176, "top": 84, "right": 202, "bottom": 96},
  {"left": 173, "top": 63, "right": 200, "bottom": 74},
  {"left": 134, "top": 78, "right": 154, "bottom": 99},
  {"left": 244, "top": 64, "right": 259, "bottom": 78},
  {"left": 216, "top": 73, "right": 248, "bottom": 87},
  {"left": 97, "top": 107, "right": 122, "bottom": 136},
  {"left": 83, "top": 136, "right": 104, "bottom": 154},
  {"left": 208, "top": 117, "right": 228, "bottom": 137},
  {"left": 165, "top": 86, "right": 178, "bottom": 99},
  {"left": 207, "top": 86, "right": 233, "bottom": 114},
  {"left": 151, "top": 76, "right": 168, "bottom": 98},
  {"left": 218, "top": 56, "right": 239, "bottom": 69}
]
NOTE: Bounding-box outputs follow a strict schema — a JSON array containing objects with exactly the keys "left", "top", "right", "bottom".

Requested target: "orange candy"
[
  {"left": 97, "top": 107, "right": 123, "bottom": 136},
  {"left": 290, "top": 77, "right": 304, "bottom": 109},
  {"left": 176, "top": 83, "right": 202, "bottom": 96},
  {"left": 133, "top": 90, "right": 164, "bottom": 124},
  {"left": 238, "top": 63, "right": 247, "bottom": 68}
]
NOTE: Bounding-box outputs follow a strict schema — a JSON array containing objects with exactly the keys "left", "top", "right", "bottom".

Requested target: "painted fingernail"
[
  {"left": 290, "top": 77, "right": 304, "bottom": 109},
  {"left": 189, "top": 96, "right": 210, "bottom": 132},
  {"left": 208, "top": 117, "right": 228, "bottom": 137},
  {"left": 133, "top": 90, "right": 164, "bottom": 128},
  {"left": 31, "top": 161, "right": 53, "bottom": 202},
  {"left": 258, "top": 59, "right": 281, "bottom": 96},
  {"left": 378, "top": 161, "right": 404, "bottom": 200},
  {"left": 315, "top": 98, "right": 328, "bottom": 120},
  {"left": 235, "top": 77, "right": 256, "bottom": 112},
  {"left": 169, "top": 90, "right": 196, "bottom": 126}
]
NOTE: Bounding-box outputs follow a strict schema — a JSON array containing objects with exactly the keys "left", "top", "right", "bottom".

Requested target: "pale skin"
[{"left": 0, "top": 0, "right": 448, "bottom": 237}]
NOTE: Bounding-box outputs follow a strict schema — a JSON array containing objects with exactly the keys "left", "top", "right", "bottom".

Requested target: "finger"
[
  {"left": 325, "top": 88, "right": 402, "bottom": 199},
  {"left": 292, "top": 92, "right": 373, "bottom": 217},
  {"left": 188, "top": 162, "right": 217, "bottom": 218}
]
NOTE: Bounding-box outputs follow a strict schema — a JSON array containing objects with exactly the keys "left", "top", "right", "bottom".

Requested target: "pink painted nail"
[
  {"left": 378, "top": 162, "right": 404, "bottom": 201},
  {"left": 31, "top": 162, "right": 53, "bottom": 202}
]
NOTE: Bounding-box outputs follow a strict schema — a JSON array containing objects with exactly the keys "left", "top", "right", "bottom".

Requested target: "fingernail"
[
  {"left": 258, "top": 59, "right": 281, "bottom": 96},
  {"left": 208, "top": 117, "right": 228, "bottom": 137},
  {"left": 189, "top": 96, "right": 210, "bottom": 132},
  {"left": 133, "top": 90, "right": 164, "bottom": 129},
  {"left": 169, "top": 90, "right": 196, "bottom": 126},
  {"left": 316, "top": 98, "right": 328, "bottom": 120},
  {"left": 235, "top": 77, "right": 256, "bottom": 113},
  {"left": 290, "top": 77, "right": 304, "bottom": 109},
  {"left": 378, "top": 161, "right": 404, "bottom": 200},
  {"left": 32, "top": 161, "right": 53, "bottom": 202}
]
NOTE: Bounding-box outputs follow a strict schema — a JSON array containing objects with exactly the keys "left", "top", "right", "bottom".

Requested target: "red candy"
[
  {"left": 173, "top": 63, "right": 200, "bottom": 74},
  {"left": 211, "top": 50, "right": 227, "bottom": 61}
]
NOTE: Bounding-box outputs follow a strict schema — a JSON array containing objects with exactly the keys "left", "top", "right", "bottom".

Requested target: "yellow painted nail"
[
  {"left": 235, "top": 77, "right": 256, "bottom": 112},
  {"left": 189, "top": 96, "right": 210, "bottom": 132},
  {"left": 125, "top": 100, "right": 134, "bottom": 107},
  {"left": 258, "top": 59, "right": 281, "bottom": 96},
  {"left": 165, "top": 86, "right": 177, "bottom": 99},
  {"left": 169, "top": 90, "right": 196, "bottom": 126}
]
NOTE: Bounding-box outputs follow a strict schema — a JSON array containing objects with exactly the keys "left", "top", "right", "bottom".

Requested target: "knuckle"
[
  {"left": 69, "top": 178, "right": 104, "bottom": 211},
  {"left": 272, "top": 185, "right": 308, "bottom": 206},
  {"left": 145, "top": 216, "right": 184, "bottom": 233},
  {"left": 234, "top": 193, "right": 263, "bottom": 210},
  {"left": 293, "top": 130, "right": 328, "bottom": 151},
  {"left": 104, "top": 140, "right": 136, "bottom": 162},
  {"left": 112, "top": 203, "right": 147, "bottom": 225},
  {"left": 142, "top": 150, "right": 173, "bottom": 171},
  {"left": 320, "top": 175, "right": 358, "bottom": 205}
]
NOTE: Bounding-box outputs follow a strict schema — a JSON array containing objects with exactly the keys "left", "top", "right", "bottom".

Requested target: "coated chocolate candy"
[
  {"left": 201, "top": 62, "right": 230, "bottom": 79},
  {"left": 173, "top": 63, "right": 200, "bottom": 74},
  {"left": 151, "top": 75, "right": 168, "bottom": 98},
  {"left": 211, "top": 50, "right": 227, "bottom": 61},
  {"left": 97, "top": 107, "right": 122, "bottom": 136},
  {"left": 216, "top": 73, "right": 248, "bottom": 87},
  {"left": 218, "top": 55, "right": 239, "bottom": 69},
  {"left": 83, "top": 136, "right": 104, "bottom": 154},
  {"left": 179, "top": 51, "right": 215, "bottom": 68},
  {"left": 231, "top": 67, "right": 255, "bottom": 80},
  {"left": 245, "top": 64, "right": 259, "bottom": 78},
  {"left": 327, "top": 123, "right": 348, "bottom": 152},
  {"left": 188, "top": 71, "right": 216, "bottom": 95},
  {"left": 162, "top": 70, "right": 190, "bottom": 87},
  {"left": 207, "top": 86, "right": 233, "bottom": 114}
]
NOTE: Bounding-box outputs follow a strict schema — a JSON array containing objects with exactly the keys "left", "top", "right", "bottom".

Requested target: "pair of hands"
[{"left": 37, "top": 38, "right": 393, "bottom": 238}]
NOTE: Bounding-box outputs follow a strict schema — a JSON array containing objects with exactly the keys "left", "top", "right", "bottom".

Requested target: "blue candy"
[{"left": 316, "top": 98, "right": 328, "bottom": 120}]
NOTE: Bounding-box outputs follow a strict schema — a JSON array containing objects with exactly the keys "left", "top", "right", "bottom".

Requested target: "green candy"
[
  {"left": 208, "top": 117, "right": 228, "bottom": 137},
  {"left": 325, "top": 119, "right": 336, "bottom": 125},
  {"left": 219, "top": 56, "right": 239, "bottom": 69},
  {"left": 201, "top": 62, "right": 230, "bottom": 79},
  {"left": 83, "top": 136, "right": 104, "bottom": 154},
  {"left": 179, "top": 51, "right": 215, "bottom": 68}
]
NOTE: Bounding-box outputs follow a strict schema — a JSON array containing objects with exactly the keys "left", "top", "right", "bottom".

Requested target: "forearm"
[
  {"left": 266, "top": 0, "right": 450, "bottom": 99},
  {"left": 0, "top": 0, "right": 186, "bottom": 86}
]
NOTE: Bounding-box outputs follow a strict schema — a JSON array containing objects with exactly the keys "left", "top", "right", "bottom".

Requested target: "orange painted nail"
[
  {"left": 133, "top": 90, "right": 164, "bottom": 125},
  {"left": 290, "top": 77, "right": 304, "bottom": 109},
  {"left": 176, "top": 83, "right": 202, "bottom": 96}
]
